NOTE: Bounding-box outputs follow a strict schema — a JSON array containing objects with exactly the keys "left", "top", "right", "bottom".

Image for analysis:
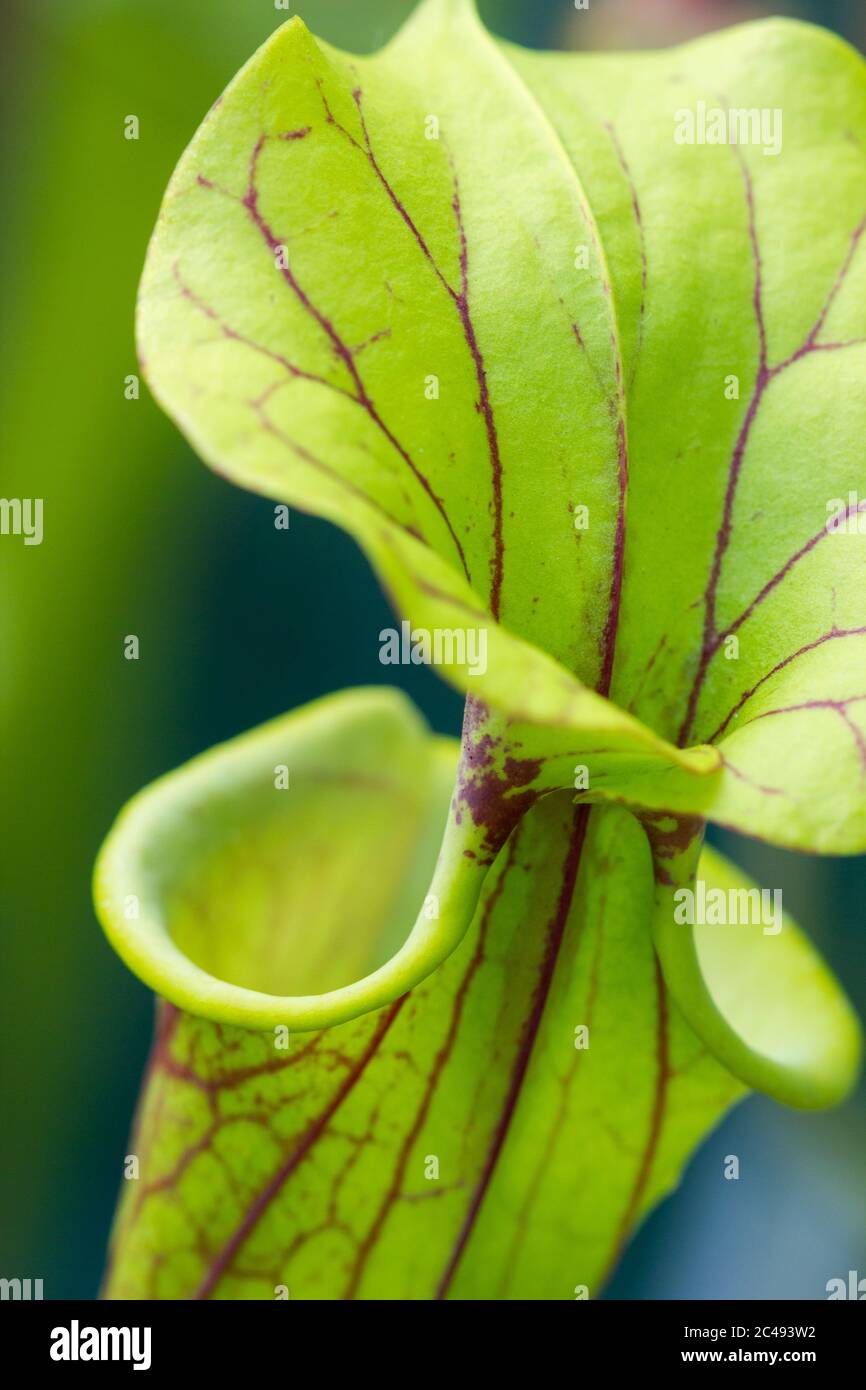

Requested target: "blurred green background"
[{"left": 1, "top": 0, "right": 864, "bottom": 1300}]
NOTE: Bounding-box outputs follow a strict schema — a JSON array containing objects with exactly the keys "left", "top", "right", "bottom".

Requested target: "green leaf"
[
  {"left": 98, "top": 690, "right": 737, "bottom": 1299},
  {"left": 98, "top": 690, "right": 858, "bottom": 1297},
  {"left": 101, "top": 0, "right": 866, "bottom": 1297},
  {"left": 96, "top": 687, "right": 490, "bottom": 1030},
  {"left": 647, "top": 818, "right": 861, "bottom": 1107},
  {"left": 138, "top": 0, "right": 866, "bottom": 851}
]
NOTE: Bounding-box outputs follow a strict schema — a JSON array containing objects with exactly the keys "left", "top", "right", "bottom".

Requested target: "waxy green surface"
[
  {"left": 98, "top": 0, "right": 866, "bottom": 1297},
  {"left": 100, "top": 690, "right": 857, "bottom": 1298}
]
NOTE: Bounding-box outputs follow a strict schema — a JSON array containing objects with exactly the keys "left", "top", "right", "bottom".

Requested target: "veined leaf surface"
[
  {"left": 98, "top": 0, "right": 866, "bottom": 1298},
  {"left": 98, "top": 690, "right": 858, "bottom": 1297},
  {"left": 99, "top": 691, "right": 738, "bottom": 1299},
  {"left": 139, "top": 0, "right": 866, "bottom": 850}
]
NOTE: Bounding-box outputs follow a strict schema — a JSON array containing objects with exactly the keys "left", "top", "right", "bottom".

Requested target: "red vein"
[
  {"left": 724, "top": 500, "right": 866, "bottom": 644},
  {"left": 320, "top": 83, "right": 459, "bottom": 301},
  {"left": 741, "top": 695, "right": 866, "bottom": 771},
  {"left": 434, "top": 806, "right": 590, "bottom": 1299},
  {"left": 193, "top": 999, "right": 406, "bottom": 1300},
  {"left": 251, "top": 403, "right": 425, "bottom": 540},
  {"left": 194, "top": 133, "right": 469, "bottom": 580},
  {"left": 708, "top": 625, "right": 866, "bottom": 743},
  {"left": 496, "top": 888, "right": 606, "bottom": 1296},
  {"left": 598, "top": 416, "right": 628, "bottom": 699},
  {"left": 566, "top": 312, "right": 611, "bottom": 402},
  {"left": 627, "top": 633, "right": 668, "bottom": 714},
  {"left": 679, "top": 152, "right": 768, "bottom": 748},
  {"left": 342, "top": 835, "right": 521, "bottom": 1299},
  {"left": 450, "top": 173, "right": 506, "bottom": 619},
  {"left": 172, "top": 260, "right": 354, "bottom": 401},
  {"left": 601, "top": 958, "right": 669, "bottom": 1284},
  {"left": 318, "top": 85, "right": 505, "bottom": 616},
  {"left": 604, "top": 122, "right": 647, "bottom": 392},
  {"left": 784, "top": 211, "right": 866, "bottom": 362},
  {"left": 561, "top": 125, "right": 631, "bottom": 697},
  {"left": 718, "top": 751, "right": 786, "bottom": 797},
  {"left": 838, "top": 707, "right": 866, "bottom": 770},
  {"left": 678, "top": 157, "right": 866, "bottom": 745}
]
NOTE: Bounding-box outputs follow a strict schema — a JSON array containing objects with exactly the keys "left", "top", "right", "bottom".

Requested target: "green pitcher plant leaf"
[
  {"left": 97, "top": 0, "right": 866, "bottom": 1297},
  {"left": 97, "top": 689, "right": 857, "bottom": 1297}
]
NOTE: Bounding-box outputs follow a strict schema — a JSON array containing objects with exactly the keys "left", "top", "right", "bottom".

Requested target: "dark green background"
[{"left": 1, "top": 0, "right": 863, "bottom": 1299}]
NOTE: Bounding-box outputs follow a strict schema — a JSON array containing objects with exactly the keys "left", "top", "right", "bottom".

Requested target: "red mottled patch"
[
  {"left": 640, "top": 812, "right": 704, "bottom": 885},
  {"left": 454, "top": 699, "right": 542, "bottom": 862}
]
